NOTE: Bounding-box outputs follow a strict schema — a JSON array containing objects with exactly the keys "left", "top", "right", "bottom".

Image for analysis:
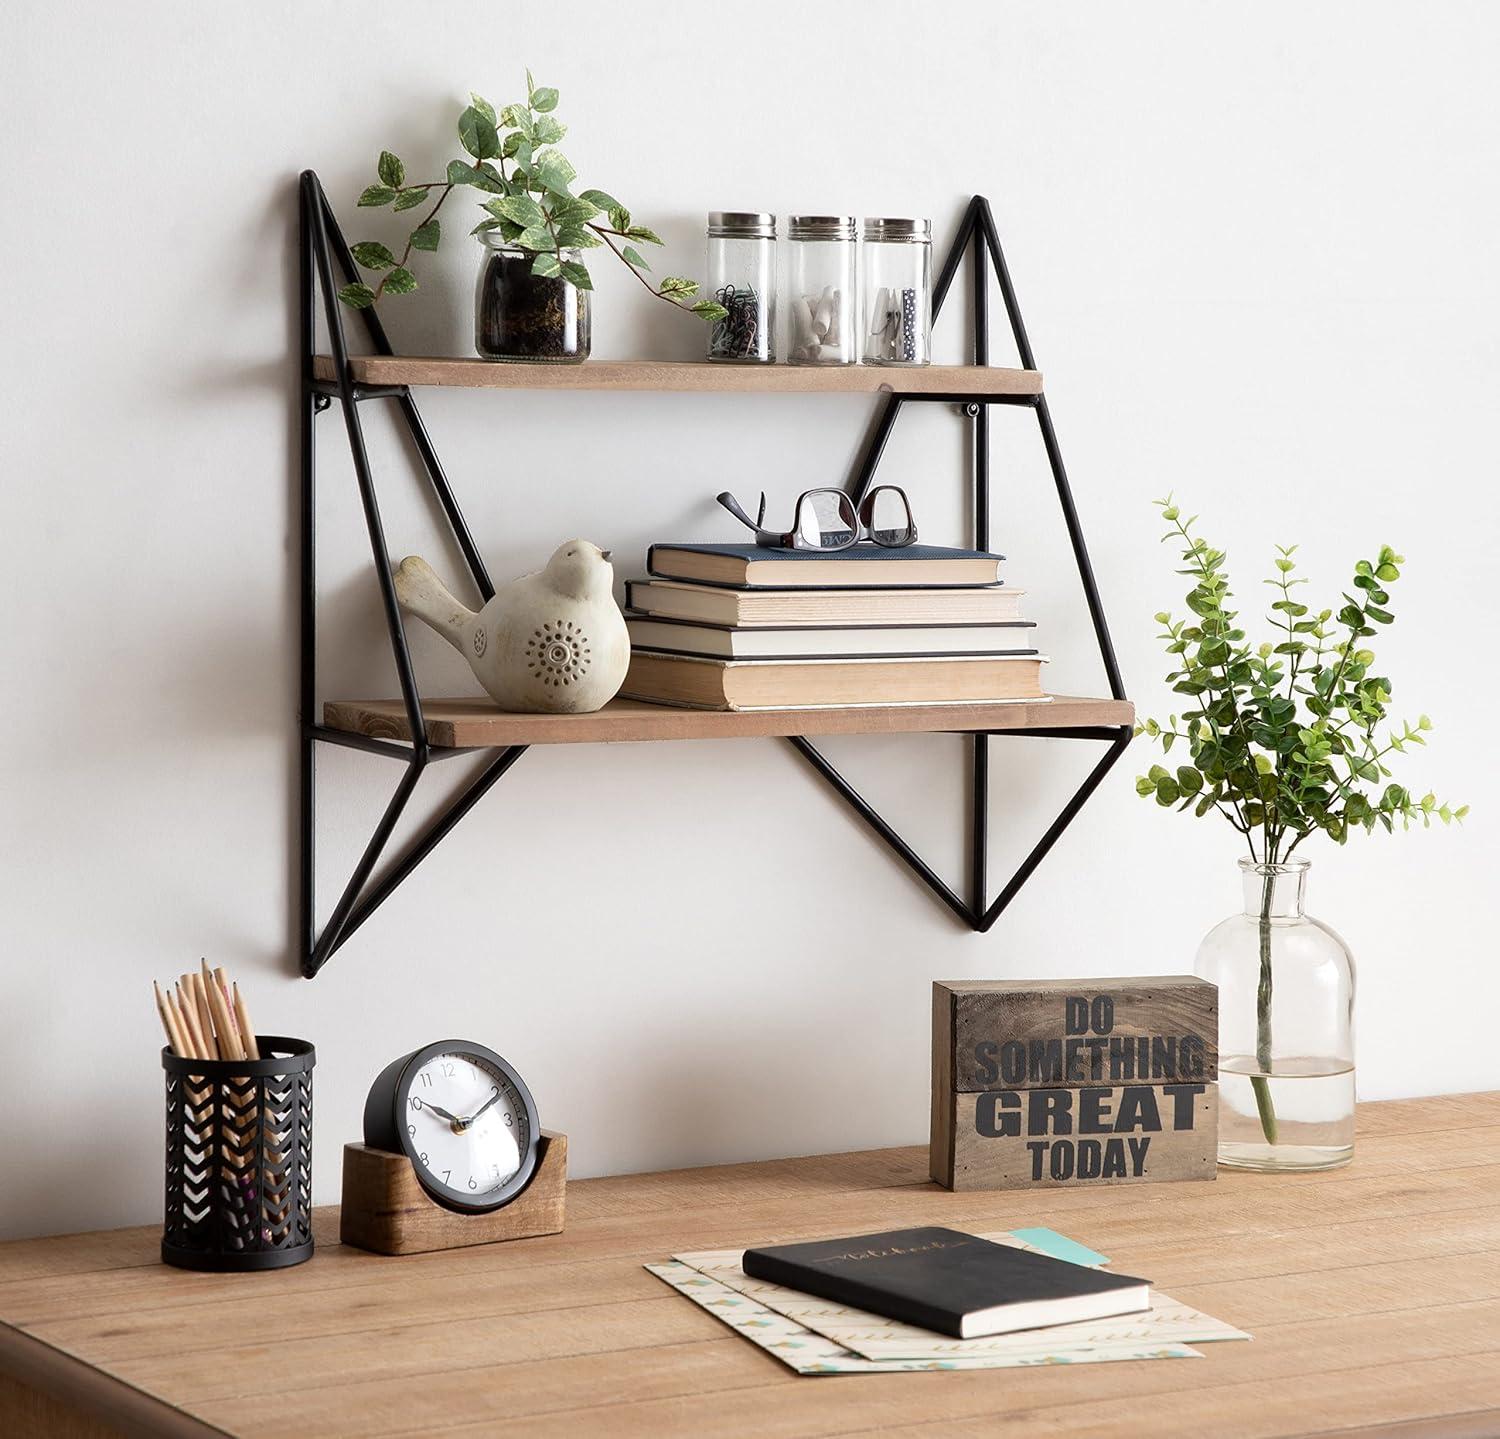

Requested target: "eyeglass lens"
[
  {"left": 795, "top": 490, "right": 860, "bottom": 549},
  {"left": 864, "top": 486, "right": 915, "bottom": 547}
]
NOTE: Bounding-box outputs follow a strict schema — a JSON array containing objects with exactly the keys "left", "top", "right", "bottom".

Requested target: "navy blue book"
[
  {"left": 741, "top": 1227, "right": 1149, "bottom": 1339},
  {"left": 647, "top": 542, "right": 1004, "bottom": 590}
]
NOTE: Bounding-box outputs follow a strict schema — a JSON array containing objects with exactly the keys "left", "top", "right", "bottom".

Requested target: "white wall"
[{"left": 3, "top": 1, "right": 1495, "bottom": 1239}]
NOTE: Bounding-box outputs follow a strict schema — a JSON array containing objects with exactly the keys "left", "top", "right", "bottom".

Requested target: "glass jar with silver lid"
[
  {"left": 705, "top": 211, "right": 776, "bottom": 363},
  {"left": 862, "top": 217, "right": 931, "bottom": 365},
  {"left": 786, "top": 214, "right": 857, "bottom": 365}
]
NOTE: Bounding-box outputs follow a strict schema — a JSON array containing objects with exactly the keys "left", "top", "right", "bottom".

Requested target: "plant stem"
[
  {"left": 585, "top": 223, "right": 699, "bottom": 312},
  {"left": 1252, "top": 868, "right": 1280, "bottom": 1145}
]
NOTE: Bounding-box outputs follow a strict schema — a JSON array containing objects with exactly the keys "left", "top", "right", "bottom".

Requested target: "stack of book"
[{"left": 620, "top": 542, "right": 1047, "bottom": 711}]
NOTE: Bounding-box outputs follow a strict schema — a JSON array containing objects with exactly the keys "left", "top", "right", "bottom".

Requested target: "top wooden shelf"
[{"left": 312, "top": 355, "right": 1043, "bottom": 397}]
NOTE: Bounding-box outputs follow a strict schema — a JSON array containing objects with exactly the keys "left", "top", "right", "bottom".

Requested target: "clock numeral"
[
  {"left": 407, "top": 1123, "right": 416, "bottom": 1137},
  {"left": 418, "top": 1072, "right": 433, "bottom": 1088},
  {"left": 442, "top": 1061, "right": 456, "bottom": 1077},
  {"left": 409, "top": 1096, "right": 423, "bottom": 1111},
  {"left": 503, "top": 1112, "right": 513, "bottom": 1127},
  {"left": 467, "top": 1176, "right": 478, "bottom": 1189},
  {"left": 419, "top": 1152, "right": 429, "bottom": 1165},
  {"left": 442, "top": 1169, "right": 451, "bottom": 1183}
]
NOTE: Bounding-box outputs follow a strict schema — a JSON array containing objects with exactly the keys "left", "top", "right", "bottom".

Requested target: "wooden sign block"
[
  {"left": 340, "top": 1131, "right": 566, "bottom": 1255},
  {"left": 931, "top": 977, "right": 1218, "bottom": 1191}
]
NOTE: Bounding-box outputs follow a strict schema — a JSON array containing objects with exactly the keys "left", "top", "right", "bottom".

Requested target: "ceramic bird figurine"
[{"left": 393, "top": 540, "right": 629, "bottom": 714}]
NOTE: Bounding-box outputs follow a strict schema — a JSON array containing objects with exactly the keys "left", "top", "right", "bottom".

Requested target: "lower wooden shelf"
[{"left": 321, "top": 694, "right": 1135, "bottom": 749}]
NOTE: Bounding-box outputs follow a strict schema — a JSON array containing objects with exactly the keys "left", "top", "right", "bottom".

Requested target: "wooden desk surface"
[{"left": 2, "top": 1093, "right": 1498, "bottom": 1438}]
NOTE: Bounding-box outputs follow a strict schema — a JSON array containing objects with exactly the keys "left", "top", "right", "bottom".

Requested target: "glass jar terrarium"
[
  {"left": 862, "top": 217, "right": 932, "bottom": 365},
  {"left": 1195, "top": 860, "right": 1356, "bottom": 1172},
  {"left": 474, "top": 236, "right": 590, "bottom": 363},
  {"left": 786, "top": 215, "right": 857, "bottom": 364},
  {"left": 706, "top": 211, "right": 776, "bottom": 363}
]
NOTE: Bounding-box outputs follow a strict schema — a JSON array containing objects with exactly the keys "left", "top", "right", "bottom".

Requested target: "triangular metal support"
[{"left": 789, "top": 196, "right": 1131, "bottom": 930}]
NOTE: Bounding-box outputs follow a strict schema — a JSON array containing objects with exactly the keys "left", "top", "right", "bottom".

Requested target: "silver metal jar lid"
[
  {"left": 788, "top": 214, "right": 857, "bottom": 241},
  {"left": 708, "top": 211, "right": 777, "bottom": 239},
  {"left": 862, "top": 217, "right": 931, "bottom": 243}
]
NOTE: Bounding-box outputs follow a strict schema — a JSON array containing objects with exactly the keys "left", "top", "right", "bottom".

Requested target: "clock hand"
[
  {"left": 422, "top": 1101, "right": 463, "bottom": 1124},
  {"left": 467, "top": 1087, "right": 504, "bottom": 1123}
]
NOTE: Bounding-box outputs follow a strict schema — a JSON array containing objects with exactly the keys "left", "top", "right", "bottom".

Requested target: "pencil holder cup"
[{"left": 161, "top": 1036, "right": 316, "bottom": 1271}]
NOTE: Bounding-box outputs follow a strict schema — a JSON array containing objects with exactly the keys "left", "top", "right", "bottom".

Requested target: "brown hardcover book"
[
  {"left": 622, "top": 652, "right": 1048, "bottom": 711},
  {"left": 625, "top": 579, "right": 1027, "bottom": 628}
]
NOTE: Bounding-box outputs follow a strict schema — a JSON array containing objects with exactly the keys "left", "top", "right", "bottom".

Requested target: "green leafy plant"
[
  {"left": 1136, "top": 496, "right": 1466, "bottom": 1143},
  {"left": 339, "top": 72, "right": 726, "bottom": 324}
]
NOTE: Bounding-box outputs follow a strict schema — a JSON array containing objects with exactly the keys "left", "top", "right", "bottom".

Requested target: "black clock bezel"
[{"left": 363, "top": 1039, "right": 541, "bottom": 1214}]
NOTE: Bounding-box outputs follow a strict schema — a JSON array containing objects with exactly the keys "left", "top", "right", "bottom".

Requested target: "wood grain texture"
[
  {"left": 937, "top": 976, "right": 1219, "bottom": 1091},
  {"left": 340, "top": 1133, "right": 566, "bottom": 1256},
  {"left": 948, "top": 1083, "right": 1218, "bottom": 1190},
  {"left": 0, "top": 1094, "right": 1496, "bottom": 1439},
  {"left": 311, "top": 354, "right": 1043, "bottom": 396},
  {"left": 321, "top": 694, "right": 1135, "bottom": 748}
]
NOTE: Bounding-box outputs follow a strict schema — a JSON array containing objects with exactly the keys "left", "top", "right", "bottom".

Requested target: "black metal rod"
[
  {"left": 845, "top": 397, "right": 903, "bottom": 508},
  {"left": 787, "top": 737, "right": 974, "bottom": 927},
  {"left": 316, "top": 746, "right": 529, "bottom": 963},
  {"left": 308, "top": 726, "right": 416, "bottom": 763},
  {"left": 933, "top": 196, "right": 980, "bottom": 317},
  {"left": 306, "top": 756, "right": 426, "bottom": 975},
  {"left": 975, "top": 198, "right": 1037, "bottom": 372},
  {"left": 298, "top": 178, "right": 319, "bottom": 971},
  {"left": 995, "top": 726, "right": 1131, "bottom": 742},
  {"left": 974, "top": 731, "right": 1132, "bottom": 933},
  {"left": 305, "top": 180, "right": 429, "bottom": 755},
  {"left": 970, "top": 221, "right": 991, "bottom": 919},
  {"left": 313, "top": 183, "right": 494, "bottom": 602}
]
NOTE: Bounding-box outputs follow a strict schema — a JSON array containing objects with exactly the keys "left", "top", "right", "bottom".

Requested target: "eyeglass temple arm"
[{"left": 716, "top": 491, "right": 769, "bottom": 531}]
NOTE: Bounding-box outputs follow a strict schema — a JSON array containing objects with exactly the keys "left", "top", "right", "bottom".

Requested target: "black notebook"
[{"left": 741, "top": 1226, "right": 1149, "bottom": 1339}]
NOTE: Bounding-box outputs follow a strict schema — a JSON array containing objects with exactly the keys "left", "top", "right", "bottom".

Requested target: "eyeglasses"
[{"left": 716, "top": 486, "right": 918, "bottom": 551}]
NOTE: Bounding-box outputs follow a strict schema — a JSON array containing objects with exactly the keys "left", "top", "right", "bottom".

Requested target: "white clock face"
[{"left": 402, "top": 1051, "right": 530, "bottom": 1206}]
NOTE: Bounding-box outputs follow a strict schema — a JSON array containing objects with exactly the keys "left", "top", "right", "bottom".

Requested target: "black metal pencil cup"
[{"left": 161, "top": 1036, "right": 316, "bottom": 1271}]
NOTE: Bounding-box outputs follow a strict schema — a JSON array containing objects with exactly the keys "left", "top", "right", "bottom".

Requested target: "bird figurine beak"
[{"left": 599, "top": 549, "right": 612, "bottom": 562}]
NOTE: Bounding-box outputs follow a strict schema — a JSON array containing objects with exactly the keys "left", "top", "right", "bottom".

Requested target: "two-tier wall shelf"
[{"left": 299, "top": 171, "right": 1133, "bottom": 978}]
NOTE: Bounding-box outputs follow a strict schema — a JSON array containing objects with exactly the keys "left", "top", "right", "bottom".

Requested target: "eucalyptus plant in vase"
[{"left": 1136, "top": 497, "right": 1464, "bottom": 1172}]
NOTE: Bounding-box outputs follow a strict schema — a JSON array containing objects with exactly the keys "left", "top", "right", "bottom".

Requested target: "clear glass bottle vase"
[{"left": 1194, "top": 859, "right": 1356, "bottom": 1172}]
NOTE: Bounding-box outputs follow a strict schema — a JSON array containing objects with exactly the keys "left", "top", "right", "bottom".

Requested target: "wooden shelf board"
[
  {"left": 312, "top": 354, "right": 1042, "bottom": 397},
  {"left": 321, "top": 694, "right": 1133, "bottom": 748}
]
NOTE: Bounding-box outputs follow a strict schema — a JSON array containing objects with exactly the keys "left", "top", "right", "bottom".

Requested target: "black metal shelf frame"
[{"left": 298, "top": 170, "right": 1130, "bottom": 977}]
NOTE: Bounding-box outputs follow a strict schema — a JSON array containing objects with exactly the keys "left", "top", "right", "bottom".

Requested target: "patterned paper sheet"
[
  {"left": 647, "top": 1260, "right": 1201, "bottom": 1375},
  {"left": 655, "top": 1228, "right": 1247, "bottom": 1369}
]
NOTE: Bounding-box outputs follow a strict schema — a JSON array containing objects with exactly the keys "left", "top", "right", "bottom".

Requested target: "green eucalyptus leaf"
[
  {"left": 458, "top": 105, "right": 501, "bottom": 160},
  {"left": 530, "top": 85, "right": 559, "bottom": 112},
  {"left": 517, "top": 222, "right": 554, "bottom": 251},
  {"left": 377, "top": 151, "right": 405, "bottom": 188},
  {"left": 488, "top": 193, "right": 546, "bottom": 228},
  {"left": 580, "top": 188, "right": 622, "bottom": 212},
  {"left": 532, "top": 115, "right": 566, "bottom": 144},
  {"left": 532, "top": 148, "right": 576, "bottom": 196},
  {"left": 559, "top": 259, "right": 593, "bottom": 289},
  {"left": 606, "top": 205, "right": 631, "bottom": 233},
  {"left": 626, "top": 224, "right": 664, "bottom": 245},
  {"left": 621, "top": 245, "right": 650, "bottom": 270},
  {"left": 469, "top": 93, "right": 497, "bottom": 124},
  {"left": 530, "top": 251, "right": 562, "bottom": 277},
  {"left": 358, "top": 184, "right": 398, "bottom": 207},
  {"left": 350, "top": 241, "right": 397, "bottom": 271},
  {"left": 338, "top": 281, "right": 377, "bottom": 308},
  {"left": 393, "top": 187, "right": 429, "bottom": 211},
  {"left": 410, "top": 219, "right": 441, "bottom": 252},
  {"left": 383, "top": 266, "right": 418, "bottom": 294}
]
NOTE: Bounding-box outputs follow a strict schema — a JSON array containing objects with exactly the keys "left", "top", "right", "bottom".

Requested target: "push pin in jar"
[{"left": 862, "top": 218, "right": 931, "bottom": 365}]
